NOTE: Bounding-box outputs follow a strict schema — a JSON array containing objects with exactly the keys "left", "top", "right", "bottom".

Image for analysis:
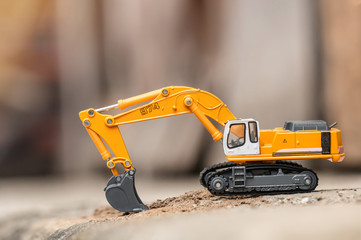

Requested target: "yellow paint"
[
  {"left": 79, "top": 86, "right": 345, "bottom": 176},
  {"left": 79, "top": 86, "right": 236, "bottom": 175},
  {"left": 295, "top": 131, "right": 321, "bottom": 149},
  {"left": 185, "top": 96, "right": 223, "bottom": 141},
  {"left": 227, "top": 152, "right": 345, "bottom": 163},
  {"left": 85, "top": 128, "right": 111, "bottom": 160}
]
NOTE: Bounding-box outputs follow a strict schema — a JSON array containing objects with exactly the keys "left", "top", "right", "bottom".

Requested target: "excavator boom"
[{"left": 79, "top": 86, "right": 237, "bottom": 212}]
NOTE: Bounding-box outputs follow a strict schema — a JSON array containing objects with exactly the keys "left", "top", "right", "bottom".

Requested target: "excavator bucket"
[{"left": 104, "top": 170, "right": 148, "bottom": 212}]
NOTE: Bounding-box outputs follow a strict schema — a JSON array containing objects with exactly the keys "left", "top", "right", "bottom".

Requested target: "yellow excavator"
[{"left": 79, "top": 86, "right": 345, "bottom": 212}]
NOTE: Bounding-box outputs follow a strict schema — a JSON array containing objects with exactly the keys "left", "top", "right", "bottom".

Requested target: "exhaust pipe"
[{"left": 329, "top": 122, "right": 338, "bottom": 129}]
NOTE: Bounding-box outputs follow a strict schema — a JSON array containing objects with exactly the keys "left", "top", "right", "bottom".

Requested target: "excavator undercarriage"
[{"left": 200, "top": 161, "right": 318, "bottom": 196}]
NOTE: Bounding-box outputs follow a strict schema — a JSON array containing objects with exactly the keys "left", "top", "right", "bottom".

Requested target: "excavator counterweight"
[{"left": 79, "top": 86, "right": 345, "bottom": 212}]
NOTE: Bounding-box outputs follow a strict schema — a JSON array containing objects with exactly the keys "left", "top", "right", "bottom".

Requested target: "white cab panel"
[{"left": 223, "top": 119, "right": 260, "bottom": 156}]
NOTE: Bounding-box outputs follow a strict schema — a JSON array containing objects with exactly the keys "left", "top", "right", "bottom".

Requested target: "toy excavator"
[{"left": 79, "top": 86, "right": 345, "bottom": 212}]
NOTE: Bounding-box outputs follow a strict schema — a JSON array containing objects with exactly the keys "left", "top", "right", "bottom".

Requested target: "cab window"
[
  {"left": 249, "top": 122, "right": 258, "bottom": 143},
  {"left": 227, "top": 124, "right": 245, "bottom": 148}
]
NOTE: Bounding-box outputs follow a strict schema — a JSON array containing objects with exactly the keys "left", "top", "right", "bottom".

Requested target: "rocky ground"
[{"left": 0, "top": 173, "right": 360, "bottom": 240}]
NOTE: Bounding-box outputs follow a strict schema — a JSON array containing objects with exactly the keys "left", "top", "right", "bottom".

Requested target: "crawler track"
[{"left": 200, "top": 161, "right": 318, "bottom": 196}]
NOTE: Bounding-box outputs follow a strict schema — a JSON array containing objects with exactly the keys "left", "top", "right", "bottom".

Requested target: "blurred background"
[{"left": 0, "top": 0, "right": 360, "bottom": 180}]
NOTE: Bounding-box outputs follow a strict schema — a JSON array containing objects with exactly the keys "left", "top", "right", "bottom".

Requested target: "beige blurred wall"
[
  {"left": 56, "top": 0, "right": 102, "bottom": 175},
  {"left": 89, "top": 0, "right": 318, "bottom": 173},
  {"left": 320, "top": 0, "right": 361, "bottom": 167},
  {"left": 206, "top": 0, "right": 317, "bottom": 166},
  {"left": 0, "top": 0, "right": 58, "bottom": 176},
  {"left": 0, "top": 0, "right": 360, "bottom": 177}
]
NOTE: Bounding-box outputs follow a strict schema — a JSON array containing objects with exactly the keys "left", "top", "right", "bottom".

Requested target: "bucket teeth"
[{"left": 104, "top": 171, "right": 148, "bottom": 213}]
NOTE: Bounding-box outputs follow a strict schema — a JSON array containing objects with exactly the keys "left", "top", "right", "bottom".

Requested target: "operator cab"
[{"left": 223, "top": 119, "right": 260, "bottom": 156}]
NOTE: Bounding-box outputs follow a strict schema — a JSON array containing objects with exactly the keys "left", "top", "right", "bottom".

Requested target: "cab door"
[{"left": 223, "top": 119, "right": 260, "bottom": 156}]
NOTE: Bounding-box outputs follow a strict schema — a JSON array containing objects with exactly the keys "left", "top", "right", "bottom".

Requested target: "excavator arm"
[
  {"left": 79, "top": 86, "right": 237, "bottom": 174},
  {"left": 79, "top": 86, "right": 237, "bottom": 212}
]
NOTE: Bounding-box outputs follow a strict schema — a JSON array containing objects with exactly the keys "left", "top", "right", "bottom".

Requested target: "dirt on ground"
[
  {"left": 85, "top": 188, "right": 361, "bottom": 221},
  {"left": 1, "top": 187, "right": 360, "bottom": 240}
]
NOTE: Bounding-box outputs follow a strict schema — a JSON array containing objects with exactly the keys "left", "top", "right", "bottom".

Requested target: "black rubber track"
[
  {"left": 199, "top": 161, "right": 238, "bottom": 187},
  {"left": 200, "top": 161, "right": 318, "bottom": 196}
]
